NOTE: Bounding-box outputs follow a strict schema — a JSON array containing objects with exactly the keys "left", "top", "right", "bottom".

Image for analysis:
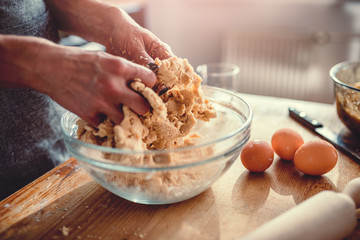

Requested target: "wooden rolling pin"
[{"left": 240, "top": 178, "right": 360, "bottom": 240}]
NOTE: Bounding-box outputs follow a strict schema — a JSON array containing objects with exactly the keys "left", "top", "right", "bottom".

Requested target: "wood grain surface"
[{"left": 1, "top": 93, "right": 360, "bottom": 240}]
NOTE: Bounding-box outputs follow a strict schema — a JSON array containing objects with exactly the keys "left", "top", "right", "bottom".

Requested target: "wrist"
[
  {"left": 46, "top": 0, "right": 127, "bottom": 48},
  {"left": 0, "top": 35, "right": 57, "bottom": 91},
  {"left": 0, "top": 35, "right": 40, "bottom": 89}
]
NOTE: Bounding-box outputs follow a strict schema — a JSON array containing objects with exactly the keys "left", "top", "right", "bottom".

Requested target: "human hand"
[
  {"left": 105, "top": 8, "right": 173, "bottom": 66},
  {"left": 0, "top": 35, "right": 156, "bottom": 126},
  {"left": 45, "top": 0, "right": 173, "bottom": 66},
  {"left": 46, "top": 47, "right": 157, "bottom": 126}
]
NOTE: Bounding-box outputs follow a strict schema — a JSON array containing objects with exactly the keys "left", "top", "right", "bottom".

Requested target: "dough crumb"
[{"left": 61, "top": 226, "right": 70, "bottom": 237}]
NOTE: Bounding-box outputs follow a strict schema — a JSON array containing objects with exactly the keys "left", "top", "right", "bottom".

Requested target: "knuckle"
[
  {"left": 104, "top": 57, "right": 125, "bottom": 74},
  {"left": 113, "top": 58, "right": 125, "bottom": 71}
]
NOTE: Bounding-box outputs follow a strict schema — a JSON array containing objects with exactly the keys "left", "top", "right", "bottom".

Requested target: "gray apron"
[{"left": 0, "top": 0, "right": 69, "bottom": 200}]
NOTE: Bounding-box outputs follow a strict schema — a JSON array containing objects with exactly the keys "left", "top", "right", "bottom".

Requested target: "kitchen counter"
[{"left": 1, "top": 93, "right": 360, "bottom": 240}]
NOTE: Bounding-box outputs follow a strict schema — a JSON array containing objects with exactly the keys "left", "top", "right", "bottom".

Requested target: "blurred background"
[{"left": 63, "top": 0, "right": 360, "bottom": 103}]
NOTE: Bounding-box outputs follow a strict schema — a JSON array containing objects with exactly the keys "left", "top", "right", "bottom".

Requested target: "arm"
[
  {"left": 0, "top": 34, "right": 155, "bottom": 125},
  {"left": 44, "top": 0, "right": 173, "bottom": 65}
]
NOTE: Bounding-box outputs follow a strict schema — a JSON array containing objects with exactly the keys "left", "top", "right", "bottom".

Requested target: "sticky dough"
[{"left": 76, "top": 56, "right": 216, "bottom": 165}]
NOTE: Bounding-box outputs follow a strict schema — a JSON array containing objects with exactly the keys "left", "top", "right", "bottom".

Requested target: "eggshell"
[
  {"left": 271, "top": 128, "right": 304, "bottom": 160},
  {"left": 294, "top": 140, "right": 338, "bottom": 176},
  {"left": 241, "top": 140, "right": 274, "bottom": 172}
]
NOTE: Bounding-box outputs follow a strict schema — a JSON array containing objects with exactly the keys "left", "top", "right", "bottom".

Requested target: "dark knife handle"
[{"left": 288, "top": 107, "right": 323, "bottom": 131}]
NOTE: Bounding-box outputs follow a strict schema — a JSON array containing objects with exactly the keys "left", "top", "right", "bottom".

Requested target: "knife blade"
[{"left": 288, "top": 107, "right": 360, "bottom": 162}]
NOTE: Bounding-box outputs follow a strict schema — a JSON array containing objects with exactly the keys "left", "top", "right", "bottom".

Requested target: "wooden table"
[{"left": 1, "top": 94, "right": 360, "bottom": 240}]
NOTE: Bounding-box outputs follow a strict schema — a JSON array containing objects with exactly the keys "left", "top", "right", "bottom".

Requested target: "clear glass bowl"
[
  {"left": 330, "top": 62, "right": 360, "bottom": 135},
  {"left": 61, "top": 86, "right": 252, "bottom": 204}
]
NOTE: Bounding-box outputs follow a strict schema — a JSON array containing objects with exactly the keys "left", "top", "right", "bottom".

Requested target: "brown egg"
[
  {"left": 271, "top": 128, "right": 304, "bottom": 160},
  {"left": 241, "top": 140, "right": 274, "bottom": 172},
  {"left": 294, "top": 140, "right": 338, "bottom": 176}
]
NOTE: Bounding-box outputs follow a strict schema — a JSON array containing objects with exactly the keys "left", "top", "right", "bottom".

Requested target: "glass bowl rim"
[
  {"left": 195, "top": 63, "right": 240, "bottom": 77},
  {"left": 330, "top": 61, "right": 360, "bottom": 92},
  {"left": 61, "top": 86, "right": 253, "bottom": 169}
]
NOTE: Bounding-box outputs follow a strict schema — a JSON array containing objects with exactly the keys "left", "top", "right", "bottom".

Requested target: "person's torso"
[
  {"left": 0, "top": 0, "right": 59, "bottom": 41},
  {"left": 0, "top": 0, "right": 67, "bottom": 200}
]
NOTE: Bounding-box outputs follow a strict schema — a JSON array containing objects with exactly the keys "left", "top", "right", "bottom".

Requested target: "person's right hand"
[{"left": 0, "top": 35, "right": 156, "bottom": 126}]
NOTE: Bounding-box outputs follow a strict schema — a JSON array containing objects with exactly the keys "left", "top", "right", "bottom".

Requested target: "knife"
[{"left": 288, "top": 107, "right": 360, "bottom": 162}]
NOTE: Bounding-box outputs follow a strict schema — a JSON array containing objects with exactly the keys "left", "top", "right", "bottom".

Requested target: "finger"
[
  {"left": 83, "top": 113, "right": 107, "bottom": 127},
  {"left": 119, "top": 88, "right": 151, "bottom": 116},
  {"left": 103, "top": 105, "right": 124, "bottom": 125},
  {"left": 99, "top": 52, "right": 156, "bottom": 88},
  {"left": 135, "top": 51, "right": 154, "bottom": 67},
  {"left": 117, "top": 44, "right": 154, "bottom": 67},
  {"left": 150, "top": 42, "right": 173, "bottom": 60},
  {"left": 145, "top": 37, "right": 174, "bottom": 60},
  {"left": 123, "top": 60, "right": 157, "bottom": 88},
  {"left": 80, "top": 105, "right": 124, "bottom": 126}
]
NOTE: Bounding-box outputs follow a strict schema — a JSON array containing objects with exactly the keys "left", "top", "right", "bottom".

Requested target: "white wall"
[{"left": 145, "top": 0, "right": 360, "bottom": 103}]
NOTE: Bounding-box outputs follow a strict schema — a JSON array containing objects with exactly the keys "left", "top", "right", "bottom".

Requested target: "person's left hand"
[
  {"left": 105, "top": 9, "right": 173, "bottom": 66},
  {"left": 45, "top": 1, "right": 173, "bottom": 66}
]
